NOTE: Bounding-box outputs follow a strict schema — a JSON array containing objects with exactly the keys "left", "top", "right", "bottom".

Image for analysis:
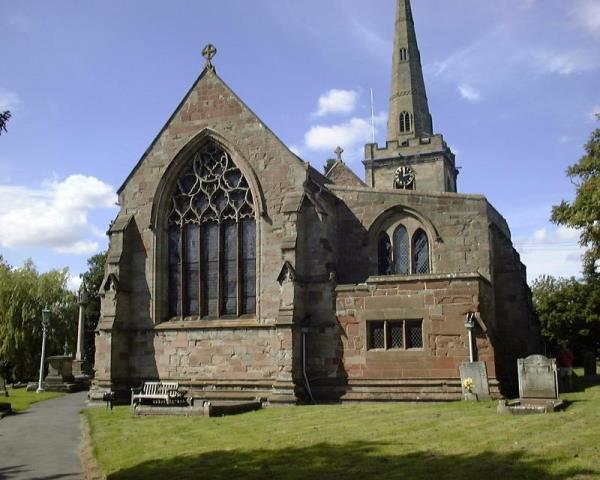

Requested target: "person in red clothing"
[{"left": 557, "top": 344, "right": 574, "bottom": 392}]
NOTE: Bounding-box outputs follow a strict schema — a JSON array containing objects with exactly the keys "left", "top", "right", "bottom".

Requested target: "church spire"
[{"left": 387, "top": 0, "right": 433, "bottom": 142}]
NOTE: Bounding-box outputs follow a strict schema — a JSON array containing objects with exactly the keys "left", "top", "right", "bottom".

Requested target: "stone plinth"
[
  {"left": 40, "top": 356, "right": 83, "bottom": 392},
  {"left": 46, "top": 356, "right": 75, "bottom": 384}
]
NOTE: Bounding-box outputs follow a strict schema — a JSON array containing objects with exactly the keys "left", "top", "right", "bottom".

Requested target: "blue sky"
[{"left": 1, "top": 0, "right": 599, "bottom": 289}]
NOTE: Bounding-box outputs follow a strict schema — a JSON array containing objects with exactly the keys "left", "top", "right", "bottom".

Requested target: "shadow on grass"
[
  {"left": 575, "top": 374, "right": 600, "bottom": 391},
  {"left": 107, "top": 441, "right": 596, "bottom": 480}
]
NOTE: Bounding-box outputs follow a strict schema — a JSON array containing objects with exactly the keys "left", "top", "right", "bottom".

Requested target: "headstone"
[
  {"left": 584, "top": 352, "right": 597, "bottom": 376},
  {"left": 518, "top": 355, "right": 558, "bottom": 400},
  {"left": 459, "top": 361, "right": 490, "bottom": 400},
  {"left": 0, "top": 374, "right": 8, "bottom": 397}
]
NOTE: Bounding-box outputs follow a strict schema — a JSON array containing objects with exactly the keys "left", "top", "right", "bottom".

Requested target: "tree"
[
  {"left": 80, "top": 251, "right": 107, "bottom": 370},
  {"left": 0, "top": 111, "right": 11, "bottom": 135},
  {"left": 531, "top": 275, "right": 600, "bottom": 359},
  {"left": 0, "top": 259, "right": 77, "bottom": 382},
  {"left": 552, "top": 115, "right": 600, "bottom": 277}
]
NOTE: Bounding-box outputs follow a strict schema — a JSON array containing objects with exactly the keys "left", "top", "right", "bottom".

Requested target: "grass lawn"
[
  {"left": 86, "top": 379, "right": 600, "bottom": 480},
  {"left": 0, "top": 388, "right": 65, "bottom": 413}
]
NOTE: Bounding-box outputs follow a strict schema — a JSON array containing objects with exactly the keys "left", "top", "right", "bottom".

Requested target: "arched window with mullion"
[
  {"left": 167, "top": 143, "right": 256, "bottom": 320},
  {"left": 393, "top": 225, "right": 410, "bottom": 275}
]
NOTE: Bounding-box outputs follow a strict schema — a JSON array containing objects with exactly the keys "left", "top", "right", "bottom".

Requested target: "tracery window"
[
  {"left": 377, "top": 224, "right": 430, "bottom": 276},
  {"left": 399, "top": 111, "right": 412, "bottom": 133},
  {"left": 167, "top": 143, "right": 256, "bottom": 319}
]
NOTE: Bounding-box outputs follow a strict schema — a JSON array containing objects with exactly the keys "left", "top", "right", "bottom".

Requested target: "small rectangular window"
[
  {"left": 368, "top": 322, "right": 385, "bottom": 349},
  {"left": 388, "top": 322, "right": 404, "bottom": 349},
  {"left": 367, "top": 320, "right": 423, "bottom": 350},
  {"left": 407, "top": 320, "right": 423, "bottom": 349}
]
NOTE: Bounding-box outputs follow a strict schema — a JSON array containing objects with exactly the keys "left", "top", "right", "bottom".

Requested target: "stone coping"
[
  {"left": 327, "top": 184, "right": 487, "bottom": 201},
  {"left": 336, "top": 272, "right": 487, "bottom": 292},
  {"left": 154, "top": 318, "right": 275, "bottom": 330}
]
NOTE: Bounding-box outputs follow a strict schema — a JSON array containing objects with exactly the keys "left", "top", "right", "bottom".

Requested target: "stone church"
[{"left": 92, "top": 0, "right": 540, "bottom": 403}]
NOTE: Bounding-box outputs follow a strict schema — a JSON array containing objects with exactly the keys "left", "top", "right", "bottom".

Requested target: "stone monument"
[
  {"left": 43, "top": 355, "right": 76, "bottom": 392},
  {"left": 72, "top": 286, "right": 89, "bottom": 376},
  {"left": 459, "top": 361, "right": 491, "bottom": 401},
  {"left": 498, "top": 355, "right": 563, "bottom": 414}
]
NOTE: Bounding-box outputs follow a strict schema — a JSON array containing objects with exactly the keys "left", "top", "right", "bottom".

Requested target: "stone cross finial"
[
  {"left": 335, "top": 146, "right": 344, "bottom": 162},
  {"left": 202, "top": 44, "right": 217, "bottom": 70}
]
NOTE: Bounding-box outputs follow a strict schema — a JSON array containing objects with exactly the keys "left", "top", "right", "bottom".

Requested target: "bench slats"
[{"left": 131, "top": 381, "right": 181, "bottom": 407}]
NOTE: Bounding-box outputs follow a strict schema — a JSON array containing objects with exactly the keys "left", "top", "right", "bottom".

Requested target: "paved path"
[{"left": 0, "top": 392, "right": 87, "bottom": 480}]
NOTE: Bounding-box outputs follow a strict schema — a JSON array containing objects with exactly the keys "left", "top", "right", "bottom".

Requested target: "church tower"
[{"left": 364, "top": 0, "right": 458, "bottom": 193}]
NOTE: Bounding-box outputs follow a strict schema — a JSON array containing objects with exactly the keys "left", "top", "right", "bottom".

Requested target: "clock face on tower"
[{"left": 394, "top": 166, "right": 415, "bottom": 190}]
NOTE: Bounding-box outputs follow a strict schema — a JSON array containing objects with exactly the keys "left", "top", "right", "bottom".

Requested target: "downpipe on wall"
[{"left": 301, "top": 317, "right": 316, "bottom": 404}]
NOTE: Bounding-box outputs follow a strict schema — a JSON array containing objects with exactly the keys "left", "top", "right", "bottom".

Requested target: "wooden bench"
[{"left": 131, "top": 381, "right": 184, "bottom": 407}]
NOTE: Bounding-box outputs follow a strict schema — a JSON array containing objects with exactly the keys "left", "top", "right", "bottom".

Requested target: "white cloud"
[
  {"left": 67, "top": 274, "right": 83, "bottom": 292},
  {"left": 531, "top": 50, "right": 598, "bottom": 75},
  {"left": 304, "top": 112, "right": 386, "bottom": 152},
  {"left": 0, "top": 175, "right": 117, "bottom": 255},
  {"left": 571, "top": 0, "right": 600, "bottom": 37},
  {"left": 315, "top": 89, "right": 359, "bottom": 117},
  {"left": 515, "top": 226, "right": 585, "bottom": 280},
  {"left": 0, "top": 89, "right": 22, "bottom": 112},
  {"left": 458, "top": 84, "right": 482, "bottom": 102}
]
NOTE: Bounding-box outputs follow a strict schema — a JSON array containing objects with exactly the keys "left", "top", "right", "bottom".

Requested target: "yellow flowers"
[{"left": 463, "top": 377, "right": 475, "bottom": 393}]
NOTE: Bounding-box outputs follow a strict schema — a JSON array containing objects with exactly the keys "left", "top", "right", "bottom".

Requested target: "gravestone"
[
  {"left": 518, "top": 355, "right": 558, "bottom": 400},
  {"left": 459, "top": 362, "right": 490, "bottom": 401},
  {"left": 584, "top": 352, "right": 597, "bottom": 376},
  {"left": 0, "top": 374, "right": 8, "bottom": 397}
]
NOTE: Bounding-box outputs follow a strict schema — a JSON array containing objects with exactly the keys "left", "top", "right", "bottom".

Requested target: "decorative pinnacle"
[
  {"left": 202, "top": 43, "right": 217, "bottom": 70},
  {"left": 335, "top": 146, "right": 344, "bottom": 162}
]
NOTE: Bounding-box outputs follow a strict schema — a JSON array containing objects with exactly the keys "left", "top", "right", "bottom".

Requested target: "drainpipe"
[
  {"left": 301, "top": 317, "right": 315, "bottom": 404},
  {"left": 465, "top": 312, "right": 476, "bottom": 363}
]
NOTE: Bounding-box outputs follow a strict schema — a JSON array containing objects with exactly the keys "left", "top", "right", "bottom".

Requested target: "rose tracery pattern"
[
  {"left": 168, "top": 145, "right": 255, "bottom": 227},
  {"left": 167, "top": 143, "right": 256, "bottom": 320}
]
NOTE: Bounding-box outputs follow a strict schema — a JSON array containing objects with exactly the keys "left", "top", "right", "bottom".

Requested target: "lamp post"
[
  {"left": 464, "top": 312, "right": 476, "bottom": 363},
  {"left": 76, "top": 287, "right": 88, "bottom": 362},
  {"left": 36, "top": 308, "right": 51, "bottom": 393}
]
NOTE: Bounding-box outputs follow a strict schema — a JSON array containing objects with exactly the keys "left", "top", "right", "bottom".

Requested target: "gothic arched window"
[
  {"left": 393, "top": 225, "right": 410, "bottom": 275},
  {"left": 400, "top": 111, "right": 412, "bottom": 133},
  {"left": 167, "top": 143, "right": 256, "bottom": 319},
  {"left": 413, "top": 229, "right": 430, "bottom": 274},
  {"left": 376, "top": 223, "right": 431, "bottom": 276},
  {"left": 399, "top": 48, "right": 408, "bottom": 62}
]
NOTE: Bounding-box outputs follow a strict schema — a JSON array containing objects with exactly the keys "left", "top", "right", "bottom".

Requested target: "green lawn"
[
  {"left": 0, "top": 388, "right": 64, "bottom": 413},
  {"left": 86, "top": 379, "right": 600, "bottom": 480}
]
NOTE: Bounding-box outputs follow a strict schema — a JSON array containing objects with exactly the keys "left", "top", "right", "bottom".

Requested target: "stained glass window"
[{"left": 168, "top": 143, "right": 256, "bottom": 319}]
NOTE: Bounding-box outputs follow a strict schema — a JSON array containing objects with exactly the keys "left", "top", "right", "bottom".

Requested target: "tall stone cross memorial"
[{"left": 73, "top": 286, "right": 88, "bottom": 376}]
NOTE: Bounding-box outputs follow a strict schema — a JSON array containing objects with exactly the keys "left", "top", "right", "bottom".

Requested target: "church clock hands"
[{"left": 394, "top": 166, "right": 415, "bottom": 190}]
